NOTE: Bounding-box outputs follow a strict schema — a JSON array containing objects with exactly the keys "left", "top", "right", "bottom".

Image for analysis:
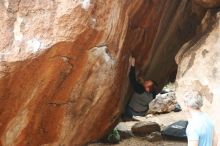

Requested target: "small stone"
[
  {"left": 131, "top": 121, "right": 161, "bottom": 137},
  {"left": 173, "top": 103, "right": 182, "bottom": 112},
  {"left": 146, "top": 131, "right": 163, "bottom": 142},
  {"left": 146, "top": 114, "right": 153, "bottom": 118}
]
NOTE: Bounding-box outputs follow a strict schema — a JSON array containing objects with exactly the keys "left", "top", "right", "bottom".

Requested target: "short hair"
[
  {"left": 183, "top": 90, "right": 203, "bottom": 109},
  {"left": 149, "top": 79, "right": 158, "bottom": 92}
]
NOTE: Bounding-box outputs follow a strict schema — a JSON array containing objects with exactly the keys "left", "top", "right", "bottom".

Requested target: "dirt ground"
[
  {"left": 89, "top": 138, "right": 187, "bottom": 146},
  {"left": 89, "top": 111, "right": 188, "bottom": 146}
]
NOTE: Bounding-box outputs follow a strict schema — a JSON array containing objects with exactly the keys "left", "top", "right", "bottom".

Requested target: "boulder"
[
  {"left": 162, "top": 120, "right": 188, "bottom": 139},
  {"left": 146, "top": 131, "right": 163, "bottom": 142},
  {"left": 148, "top": 92, "right": 178, "bottom": 114},
  {"left": 131, "top": 121, "right": 160, "bottom": 137}
]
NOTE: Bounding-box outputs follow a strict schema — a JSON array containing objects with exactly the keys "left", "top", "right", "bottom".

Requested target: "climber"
[
  {"left": 122, "top": 57, "right": 158, "bottom": 121},
  {"left": 184, "top": 90, "right": 214, "bottom": 146}
]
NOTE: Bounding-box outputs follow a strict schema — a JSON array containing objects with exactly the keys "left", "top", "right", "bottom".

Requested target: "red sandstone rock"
[
  {"left": 0, "top": 0, "right": 206, "bottom": 146},
  {"left": 194, "top": 0, "right": 220, "bottom": 8}
]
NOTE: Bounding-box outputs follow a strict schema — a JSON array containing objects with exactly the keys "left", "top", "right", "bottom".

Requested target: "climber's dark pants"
[{"left": 123, "top": 105, "right": 146, "bottom": 118}]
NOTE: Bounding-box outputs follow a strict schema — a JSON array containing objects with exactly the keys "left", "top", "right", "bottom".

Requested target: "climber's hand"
[{"left": 129, "top": 56, "right": 135, "bottom": 67}]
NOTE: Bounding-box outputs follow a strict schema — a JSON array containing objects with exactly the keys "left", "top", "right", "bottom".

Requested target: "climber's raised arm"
[{"left": 129, "top": 57, "right": 145, "bottom": 94}]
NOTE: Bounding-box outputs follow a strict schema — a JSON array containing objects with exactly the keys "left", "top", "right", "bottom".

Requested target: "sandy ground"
[
  {"left": 89, "top": 138, "right": 187, "bottom": 146},
  {"left": 89, "top": 111, "right": 188, "bottom": 146}
]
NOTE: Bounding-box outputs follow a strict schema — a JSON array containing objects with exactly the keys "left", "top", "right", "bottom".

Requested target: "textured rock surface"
[
  {"left": 0, "top": 0, "right": 207, "bottom": 146},
  {"left": 146, "top": 131, "right": 163, "bottom": 142},
  {"left": 131, "top": 121, "right": 161, "bottom": 137},
  {"left": 148, "top": 92, "right": 177, "bottom": 114},
  {"left": 175, "top": 9, "right": 220, "bottom": 145},
  {"left": 194, "top": 0, "right": 220, "bottom": 8}
]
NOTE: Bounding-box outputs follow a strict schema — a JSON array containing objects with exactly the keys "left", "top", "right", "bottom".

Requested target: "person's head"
[
  {"left": 143, "top": 79, "right": 157, "bottom": 93},
  {"left": 183, "top": 90, "right": 203, "bottom": 110}
]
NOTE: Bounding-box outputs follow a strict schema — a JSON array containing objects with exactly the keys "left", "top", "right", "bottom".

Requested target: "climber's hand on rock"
[
  {"left": 131, "top": 57, "right": 135, "bottom": 66},
  {"left": 129, "top": 56, "right": 135, "bottom": 67}
]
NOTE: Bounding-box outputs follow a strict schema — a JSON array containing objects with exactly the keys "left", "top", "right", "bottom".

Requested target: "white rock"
[{"left": 148, "top": 92, "right": 177, "bottom": 114}]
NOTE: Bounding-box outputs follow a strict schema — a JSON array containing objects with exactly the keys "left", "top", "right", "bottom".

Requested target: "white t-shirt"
[{"left": 186, "top": 112, "right": 214, "bottom": 146}]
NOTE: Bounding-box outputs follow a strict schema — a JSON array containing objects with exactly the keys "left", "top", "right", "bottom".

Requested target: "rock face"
[
  {"left": 194, "top": 0, "right": 220, "bottom": 8},
  {"left": 175, "top": 9, "right": 220, "bottom": 144},
  {"left": 0, "top": 0, "right": 208, "bottom": 146},
  {"left": 148, "top": 92, "right": 177, "bottom": 114}
]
